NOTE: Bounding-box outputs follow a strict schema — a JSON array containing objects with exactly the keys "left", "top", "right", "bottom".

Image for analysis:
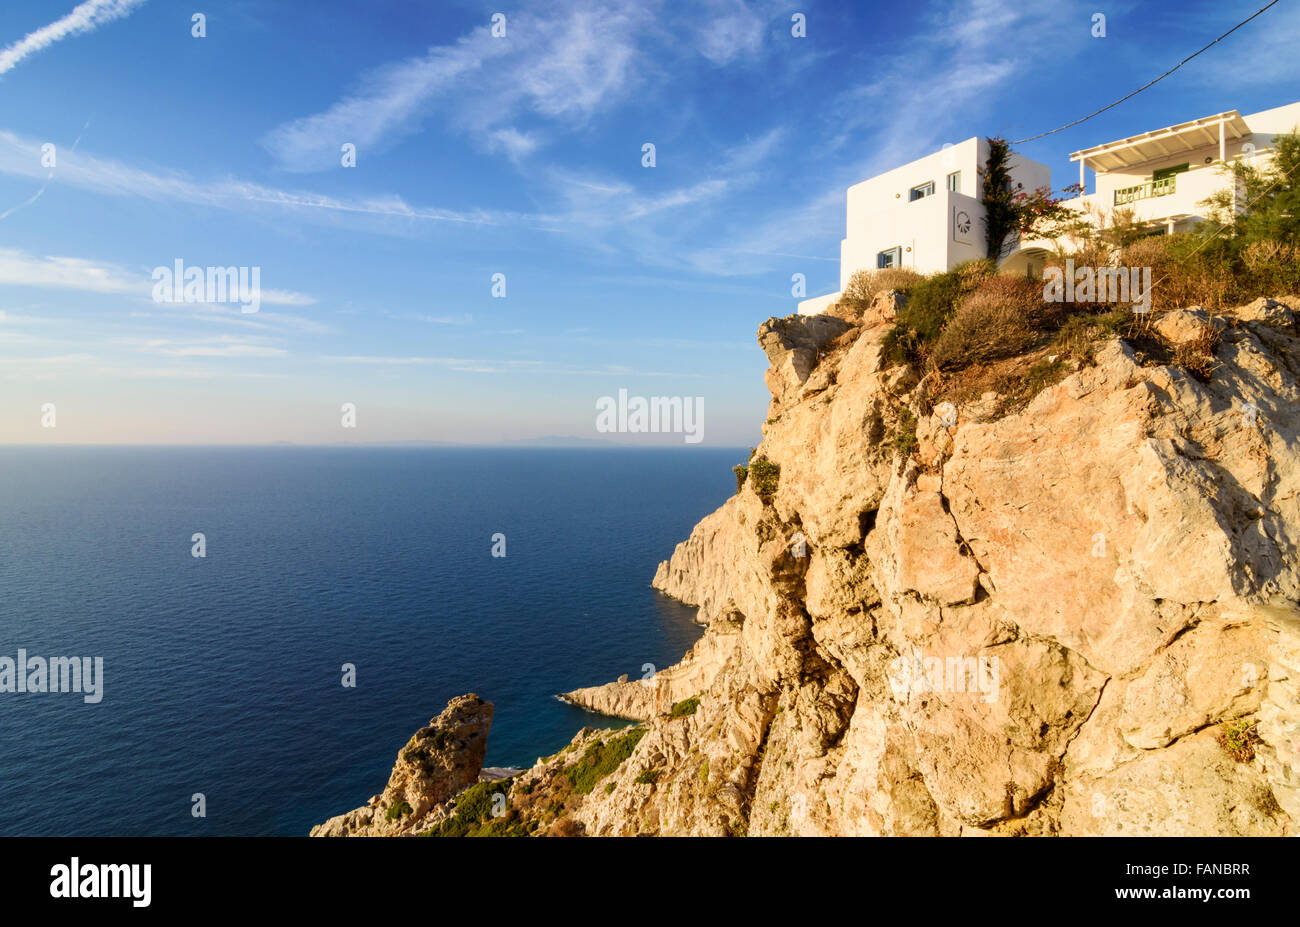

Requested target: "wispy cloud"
[
  {"left": 260, "top": 0, "right": 778, "bottom": 172},
  {"left": 0, "top": 130, "right": 539, "bottom": 228},
  {"left": 690, "top": 0, "right": 768, "bottom": 65},
  {"left": 124, "top": 335, "right": 288, "bottom": 358},
  {"left": 261, "top": 2, "right": 657, "bottom": 171},
  {"left": 319, "top": 354, "right": 707, "bottom": 377},
  {"left": 0, "top": 0, "right": 147, "bottom": 76},
  {"left": 0, "top": 248, "right": 316, "bottom": 307}
]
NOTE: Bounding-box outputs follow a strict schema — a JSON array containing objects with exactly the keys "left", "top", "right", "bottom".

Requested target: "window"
[
  {"left": 909, "top": 181, "right": 935, "bottom": 201},
  {"left": 877, "top": 247, "right": 902, "bottom": 269},
  {"left": 947, "top": 171, "right": 961, "bottom": 192},
  {"left": 1152, "top": 163, "right": 1189, "bottom": 181}
]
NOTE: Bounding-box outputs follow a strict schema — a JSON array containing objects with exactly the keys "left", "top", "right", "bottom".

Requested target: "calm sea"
[{"left": 0, "top": 446, "right": 736, "bottom": 836}]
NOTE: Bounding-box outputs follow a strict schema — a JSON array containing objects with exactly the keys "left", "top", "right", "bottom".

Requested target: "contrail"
[
  {"left": 0, "top": 0, "right": 147, "bottom": 76},
  {"left": 0, "top": 121, "right": 89, "bottom": 221}
]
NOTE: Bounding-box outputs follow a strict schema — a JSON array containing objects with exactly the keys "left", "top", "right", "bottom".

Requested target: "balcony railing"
[{"left": 1114, "top": 175, "right": 1177, "bottom": 206}]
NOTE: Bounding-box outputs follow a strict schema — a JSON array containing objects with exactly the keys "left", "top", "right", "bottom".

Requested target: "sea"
[{"left": 0, "top": 446, "right": 738, "bottom": 836}]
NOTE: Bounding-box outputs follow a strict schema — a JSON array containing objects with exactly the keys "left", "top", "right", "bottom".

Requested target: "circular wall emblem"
[{"left": 955, "top": 210, "right": 972, "bottom": 235}]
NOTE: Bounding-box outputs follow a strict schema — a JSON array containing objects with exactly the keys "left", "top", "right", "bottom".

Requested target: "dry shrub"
[
  {"left": 548, "top": 817, "right": 583, "bottom": 837},
  {"left": 1241, "top": 239, "right": 1300, "bottom": 296},
  {"left": 931, "top": 274, "right": 1052, "bottom": 369},
  {"left": 1242, "top": 239, "right": 1300, "bottom": 269},
  {"left": 1172, "top": 320, "right": 1222, "bottom": 382},
  {"left": 954, "top": 258, "right": 996, "bottom": 292},
  {"left": 1119, "top": 235, "right": 1176, "bottom": 280},
  {"left": 842, "top": 267, "right": 925, "bottom": 303}
]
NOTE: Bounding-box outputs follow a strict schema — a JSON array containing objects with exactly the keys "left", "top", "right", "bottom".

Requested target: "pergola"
[{"left": 1070, "top": 110, "right": 1252, "bottom": 189}]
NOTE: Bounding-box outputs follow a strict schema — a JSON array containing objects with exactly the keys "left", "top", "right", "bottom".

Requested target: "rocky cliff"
[
  {"left": 318, "top": 292, "right": 1300, "bottom": 837},
  {"left": 311, "top": 694, "right": 494, "bottom": 836}
]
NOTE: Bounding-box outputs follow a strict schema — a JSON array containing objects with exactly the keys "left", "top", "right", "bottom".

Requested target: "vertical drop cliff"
[{"left": 560, "top": 292, "right": 1300, "bottom": 836}]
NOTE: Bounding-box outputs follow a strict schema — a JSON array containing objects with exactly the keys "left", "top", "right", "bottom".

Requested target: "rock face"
[
  {"left": 312, "top": 694, "right": 493, "bottom": 836},
  {"left": 316, "top": 295, "right": 1300, "bottom": 837},
  {"left": 565, "top": 294, "right": 1300, "bottom": 836}
]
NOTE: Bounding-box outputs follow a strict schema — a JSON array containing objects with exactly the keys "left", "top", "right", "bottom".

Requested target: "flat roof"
[{"left": 1070, "top": 110, "right": 1252, "bottom": 171}]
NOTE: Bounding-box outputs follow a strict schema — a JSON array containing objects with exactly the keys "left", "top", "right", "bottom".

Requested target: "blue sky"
[{"left": 1, "top": 0, "right": 1296, "bottom": 445}]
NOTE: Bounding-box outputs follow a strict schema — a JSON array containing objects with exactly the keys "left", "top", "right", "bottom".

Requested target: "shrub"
[
  {"left": 989, "top": 358, "right": 1070, "bottom": 417},
  {"left": 667, "top": 696, "right": 700, "bottom": 719},
  {"left": 881, "top": 324, "right": 922, "bottom": 367},
  {"left": 385, "top": 800, "right": 412, "bottom": 822},
  {"left": 1053, "top": 309, "right": 1131, "bottom": 364},
  {"left": 418, "top": 779, "right": 521, "bottom": 837},
  {"left": 954, "top": 258, "right": 997, "bottom": 290},
  {"left": 897, "top": 268, "right": 966, "bottom": 342},
  {"left": 932, "top": 275, "right": 1050, "bottom": 368},
  {"left": 732, "top": 464, "right": 748, "bottom": 494},
  {"left": 899, "top": 261, "right": 993, "bottom": 343},
  {"left": 634, "top": 769, "right": 661, "bottom": 785},
  {"left": 842, "top": 267, "right": 925, "bottom": 303},
  {"left": 1218, "top": 719, "right": 1259, "bottom": 763},
  {"left": 1241, "top": 239, "right": 1300, "bottom": 296},
  {"left": 1172, "top": 320, "right": 1222, "bottom": 382},
  {"left": 747, "top": 456, "right": 780, "bottom": 502},
  {"left": 887, "top": 408, "right": 918, "bottom": 457},
  {"left": 564, "top": 727, "right": 646, "bottom": 795},
  {"left": 549, "top": 817, "right": 583, "bottom": 837}
]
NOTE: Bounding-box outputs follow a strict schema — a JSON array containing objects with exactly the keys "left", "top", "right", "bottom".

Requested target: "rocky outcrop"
[
  {"left": 558, "top": 293, "right": 1300, "bottom": 836},
  {"left": 561, "top": 610, "right": 742, "bottom": 720},
  {"left": 311, "top": 694, "right": 493, "bottom": 836},
  {"left": 316, "top": 294, "right": 1300, "bottom": 837}
]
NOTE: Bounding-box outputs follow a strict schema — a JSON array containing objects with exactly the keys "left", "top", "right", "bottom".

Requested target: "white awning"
[{"left": 1070, "top": 111, "right": 1251, "bottom": 172}]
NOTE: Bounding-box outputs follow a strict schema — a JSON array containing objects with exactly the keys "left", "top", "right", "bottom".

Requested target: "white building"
[{"left": 799, "top": 99, "right": 1300, "bottom": 315}]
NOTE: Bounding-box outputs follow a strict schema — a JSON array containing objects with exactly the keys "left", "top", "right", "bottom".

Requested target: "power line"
[{"left": 1012, "top": 0, "right": 1283, "bottom": 145}]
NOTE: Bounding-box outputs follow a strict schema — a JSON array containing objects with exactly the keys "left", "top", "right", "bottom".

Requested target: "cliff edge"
[{"left": 561, "top": 292, "right": 1300, "bottom": 836}]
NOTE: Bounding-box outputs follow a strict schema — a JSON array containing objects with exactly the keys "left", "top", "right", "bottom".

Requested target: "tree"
[
  {"left": 1199, "top": 128, "right": 1300, "bottom": 245},
  {"left": 981, "top": 138, "right": 1082, "bottom": 260},
  {"left": 981, "top": 137, "right": 1020, "bottom": 261}
]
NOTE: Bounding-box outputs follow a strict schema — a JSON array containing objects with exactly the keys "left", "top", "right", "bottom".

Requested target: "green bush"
[
  {"left": 897, "top": 268, "right": 965, "bottom": 342},
  {"left": 747, "top": 456, "right": 780, "bottom": 502},
  {"left": 1218, "top": 719, "right": 1259, "bottom": 763},
  {"left": 887, "top": 408, "right": 918, "bottom": 457},
  {"left": 667, "top": 696, "right": 700, "bottom": 719},
  {"left": 418, "top": 779, "right": 521, "bottom": 837},
  {"left": 732, "top": 464, "right": 748, "bottom": 494},
  {"left": 385, "top": 800, "right": 412, "bottom": 822},
  {"left": 634, "top": 769, "right": 661, "bottom": 785},
  {"left": 881, "top": 324, "right": 922, "bottom": 367},
  {"left": 564, "top": 727, "right": 646, "bottom": 795},
  {"left": 882, "top": 260, "right": 993, "bottom": 363}
]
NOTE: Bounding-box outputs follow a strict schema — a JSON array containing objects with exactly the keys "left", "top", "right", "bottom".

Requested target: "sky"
[{"left": 0, "top": 0, "right": 1296, "bottom": 445}]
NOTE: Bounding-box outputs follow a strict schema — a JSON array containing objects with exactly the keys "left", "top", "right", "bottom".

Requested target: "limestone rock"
[{"left": 311, "top": 694, "right": 492, "bottom": 836}]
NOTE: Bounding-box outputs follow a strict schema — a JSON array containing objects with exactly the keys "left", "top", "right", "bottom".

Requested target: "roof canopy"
[{"left": 1070, "top": 111, "right": 1251, "bottom": 171}]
